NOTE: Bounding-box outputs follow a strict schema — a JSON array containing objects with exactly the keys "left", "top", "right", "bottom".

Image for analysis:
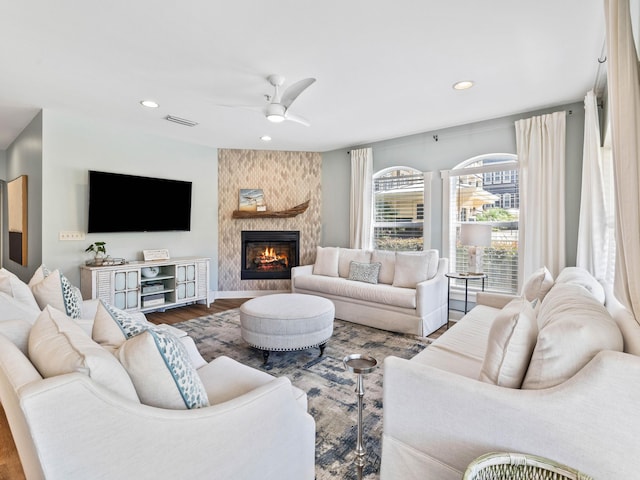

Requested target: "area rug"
[{"left": 173, "top": 309, "right": 432, "bottom": 480}]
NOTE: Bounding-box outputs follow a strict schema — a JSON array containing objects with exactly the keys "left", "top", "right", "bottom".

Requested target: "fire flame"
[{"left": 258, "top": 246, "right": 289, "bottom": 267}]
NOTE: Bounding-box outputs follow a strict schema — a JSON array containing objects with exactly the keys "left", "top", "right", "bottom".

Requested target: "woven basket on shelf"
[{"left": 463, "top": 452, "right": 594, "bottom": 480}]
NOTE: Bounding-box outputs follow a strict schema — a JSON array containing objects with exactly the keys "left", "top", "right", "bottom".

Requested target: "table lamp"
[{"left": 460, "top": 223, "right": 492, "bottom": 274}]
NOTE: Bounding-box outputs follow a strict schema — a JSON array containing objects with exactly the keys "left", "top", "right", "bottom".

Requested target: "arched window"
[
  {"left": 372, "top": 166, "right": 429, "bottom": 251},
  {"left": 441, "top": 154, "right": 519, "bottom": 294}
]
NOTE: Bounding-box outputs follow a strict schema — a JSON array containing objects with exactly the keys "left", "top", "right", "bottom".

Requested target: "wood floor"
[{"left": 0, "top": 298, "right": 248, "bottom": 480}]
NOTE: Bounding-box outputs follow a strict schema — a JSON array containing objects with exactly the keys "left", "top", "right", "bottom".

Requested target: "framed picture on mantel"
[{"left": 239, "top": 189, "right": 266, "bottom": 212}]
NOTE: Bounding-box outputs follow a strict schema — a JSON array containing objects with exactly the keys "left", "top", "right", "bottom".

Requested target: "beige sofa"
[
  {"left": 291, "top": 247, "right": 449, "bottom": 336},
  {"left": 0, "top": 269, "right": 315, "bottom": 480},
  {"left": 381, "top": 267, "right": 640, "bottom": 479}
]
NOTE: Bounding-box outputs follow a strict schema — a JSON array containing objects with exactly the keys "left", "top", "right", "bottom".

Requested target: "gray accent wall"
[
  {"left": 2, "top": 111, "right": 43, "bottom": 283},
  {"left": 321, "top": 101, "right": 585, "bottom": 267}
]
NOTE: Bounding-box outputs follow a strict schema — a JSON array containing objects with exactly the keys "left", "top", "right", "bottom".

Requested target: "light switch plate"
[{"left": 59, "top": 231, "right": 86, "bottom": 241}]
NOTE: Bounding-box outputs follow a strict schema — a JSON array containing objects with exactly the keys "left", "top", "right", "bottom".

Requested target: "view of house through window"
[
  {"left": 447, "top": 154, "right": 519, "bottom": 294},
  {"left": 372, "top": 167, "right": 425, "bottom": 251}
]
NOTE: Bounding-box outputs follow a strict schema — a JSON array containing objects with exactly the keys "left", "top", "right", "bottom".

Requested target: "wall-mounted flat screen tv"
[{"left": 88, "top": 170, "right": 192, "bottom": 233}]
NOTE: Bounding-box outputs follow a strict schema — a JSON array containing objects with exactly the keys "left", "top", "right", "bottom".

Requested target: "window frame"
[
  {"left": 371, "top": 166, "right": 433, "bottom": 251},
  {"left": 441, "top": 153, "right": 519, "bottom": 297}
]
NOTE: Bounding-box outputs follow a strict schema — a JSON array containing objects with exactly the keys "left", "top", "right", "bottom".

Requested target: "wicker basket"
[{"left": 463, "top": 452, "right": 594, "bottom": 480}]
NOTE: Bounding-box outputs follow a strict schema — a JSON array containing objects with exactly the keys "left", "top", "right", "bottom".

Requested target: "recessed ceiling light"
[
  {"left": 140, "top": 100, "right": 159, "bottom": 108},
  {"left": 260, "top": 135, "right": 272, "bottom": 141},
  {"left": 452, "top": 80, "right": 474, "bottom": 90}
]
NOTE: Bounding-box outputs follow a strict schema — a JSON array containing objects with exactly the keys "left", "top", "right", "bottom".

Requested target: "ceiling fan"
[{"left": 262, "top": 74, "right": 316, "bottom": 126}]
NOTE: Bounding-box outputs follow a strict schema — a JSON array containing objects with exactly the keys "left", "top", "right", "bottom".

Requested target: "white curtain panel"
[
  {"left": 349, "top": 147, "right": 373, "bottom": 249},
  {"left": 515, "top": 111, "right": 567, "bottom": 284},
  {"left": 605, "top": 0, "right": 640, "bottom": 323},
  {"left": 576, "top": 90, "right": 616, "bottom": 285}
]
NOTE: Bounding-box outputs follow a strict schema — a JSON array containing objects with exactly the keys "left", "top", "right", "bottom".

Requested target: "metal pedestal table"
[{"left": 343, "top": 354, "right": 378, "bottom": 480}]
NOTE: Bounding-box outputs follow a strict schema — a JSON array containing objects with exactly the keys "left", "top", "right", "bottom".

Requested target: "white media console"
[{"left": 80, "top": 256, "right": 211, "bottom": 312}]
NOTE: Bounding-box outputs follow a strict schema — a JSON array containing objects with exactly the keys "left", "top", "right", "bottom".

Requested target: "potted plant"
[{"left": 85, "top": 241, "right": 107, "bottom": 265}]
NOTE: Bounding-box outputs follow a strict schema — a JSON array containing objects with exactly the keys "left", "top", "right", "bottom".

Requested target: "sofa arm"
[
  {"left": 19, "top": 372, "right": 316, "bottom": 480},
  {"left": 416, "top": 258, "right": 449, "bottom": 317},
  {"left": 291, "top": 265, "right": 314, "bottom": 292},
  {"left": 381, "top": 351, "right": 640, "bottom": 480},
  {"left": 475, "top": 291, "right": 518, "bottom": 309}
]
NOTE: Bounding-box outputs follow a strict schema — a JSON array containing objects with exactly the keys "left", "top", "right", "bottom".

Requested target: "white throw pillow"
[
  {"left": 27, "top": 264, "right": 50, "bottom": 287},
  {"left": 348, "top": 261, "right": 381, "bottom": 284},
  {"left": 0, "top": 269, "right": 40, "bottom": 312},
  {"left": 338, "top": 249, "right": 372, "bottom": 278},
  {"left": 92, "top": 300, "right": 151, "bottom": 351},
  {"left": 116, "top": 329, "right": 210, "bottom": 410},
  {"left": 30, "top": 269, "right": 82, "bottom": 319},
  {"left": 521, "top": 266, "right": 554, "bottom": 303},
  {"left": 392, "top": 250, "right": 439, "bottom": 288},
  {"left": 479, "top": 297, "right": 538, "bottom": 388},
  {"left": 313, "top": 246, "right": 340, "bottom": 277},
  {"left": 371, "top": 250, "right": 396, "bottom": 284},
  {"left": 554, "top": 266, "right": 605, "bottom": 305},
  {"left": 28, "top": 305, "right": 139, "bottom": 402},
  {"left": 521, "top": 283, "right": 623, "bottom": 389}
]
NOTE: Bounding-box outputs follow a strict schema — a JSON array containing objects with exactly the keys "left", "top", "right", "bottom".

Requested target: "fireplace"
[{"left": 241, "top": 231, "right": 300, "bottom": 280}]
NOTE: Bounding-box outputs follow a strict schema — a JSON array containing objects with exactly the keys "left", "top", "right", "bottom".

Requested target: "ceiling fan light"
[{"left": 267, "top": 113, "right": 285, "bottom": 123}]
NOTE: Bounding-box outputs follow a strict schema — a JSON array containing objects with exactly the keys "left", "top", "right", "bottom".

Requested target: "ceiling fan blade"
[
  {"left": 284, "top": 111, "right": 311, "bottom": 127},
  {"left": 281, "top": 78, "right": 316, "bottom": 108}
]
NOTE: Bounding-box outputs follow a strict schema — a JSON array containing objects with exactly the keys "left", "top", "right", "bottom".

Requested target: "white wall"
[{"left": 41, "top": 110, "right": 219, "bottom": 289}]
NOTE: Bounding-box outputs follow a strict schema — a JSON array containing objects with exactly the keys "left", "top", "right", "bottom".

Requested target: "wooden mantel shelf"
[{"left": 232, "top": 200, "right": 310, "bottom": 219}]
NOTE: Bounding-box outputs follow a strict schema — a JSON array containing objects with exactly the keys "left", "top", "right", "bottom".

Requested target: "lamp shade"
[{"left": 460, "top": 223, "right": 492, "bottom": 247}]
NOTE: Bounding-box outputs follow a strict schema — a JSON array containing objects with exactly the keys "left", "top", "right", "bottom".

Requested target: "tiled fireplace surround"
[{"left": 218, "top": 149, "right": 322, "bottom": 294}]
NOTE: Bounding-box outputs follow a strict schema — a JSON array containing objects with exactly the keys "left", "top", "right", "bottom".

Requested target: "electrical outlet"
[{"left": 59, "top": 231, "right": 86, "bottom": 241}]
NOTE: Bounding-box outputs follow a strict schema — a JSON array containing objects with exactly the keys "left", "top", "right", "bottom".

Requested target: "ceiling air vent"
[{"left": 164, "top": 115, "right": 199, "bottom": 127}]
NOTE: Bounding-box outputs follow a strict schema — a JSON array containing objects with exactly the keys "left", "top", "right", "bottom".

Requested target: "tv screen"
[{"left": 88, "top": 170, "right": 192, "bottom": 233}]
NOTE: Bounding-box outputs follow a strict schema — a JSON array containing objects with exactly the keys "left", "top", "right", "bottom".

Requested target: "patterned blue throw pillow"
[
  {"left": 30, "top": 267, "right": 82, "bottom": 319},
  {"left": 117, "top": 328, "right": 210, "bottom": 410},
  {"left": 92, "top": 300, "right": 150, "bottom": 349}
]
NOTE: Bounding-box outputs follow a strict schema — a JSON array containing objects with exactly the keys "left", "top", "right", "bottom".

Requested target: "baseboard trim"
[{"left": 212, "top": 290, "right": 290, "bottom": 300}]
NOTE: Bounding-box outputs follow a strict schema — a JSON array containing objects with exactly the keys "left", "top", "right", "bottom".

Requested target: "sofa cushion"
[
  {"left": 479, "top": 297, "right": 538, "bottom": 388},
  {"left": 295, "top": 274, "right": 417, "bottom": 309},
  {"left": 521, "top": 266, "right": 554, "bottom": 303},
  {"left": 521, "top": 283, "right": 623, "bottom": 389},
  {"left": 348, "top": 261, "right": 381, "bottom": 284},
  {"left": 554, "top": 266, "right": 605, "bottom": 304},
  {"left": 28, "top": 305, "right": 139, "bottom": 402},
  {"left": 30, "top": 269, "right": 82, "bottom": 319},
  {"left": 197, "top": 355, "right": 306, "bottom": 409},
  {"left": 392, "top": 250, "right": 439, "bottom": 288},
  {"left": 411, "top": 305, "right": 497, "bottom": 378},
  {"left": 313, "top": 246, "right": 340, "bottom": 277},
  {"left": 92, "top": 300, "right": 151, "bottom": 351},
  {"left": 371, "top": 250, "right": 396, "bottom": 284},
  {"left": 116, "top": 328, "right": 210, "bottom": 409},
  {"left": 338, "top": 248, "right": 372, "bottom": 278},
  {"left": 0, "top": 291, "right": 40, "bottom": 333},
  {"left": 0, "top": 269, "right": 40, "bottom": 312},
  {"left": 0, "top": 317, "right": 33, "bottom": 355}
]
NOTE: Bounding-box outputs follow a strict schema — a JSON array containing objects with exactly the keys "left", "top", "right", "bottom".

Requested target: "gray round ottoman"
[{"left": 239, "top": 293, "right": 334, "bottom": 364}]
